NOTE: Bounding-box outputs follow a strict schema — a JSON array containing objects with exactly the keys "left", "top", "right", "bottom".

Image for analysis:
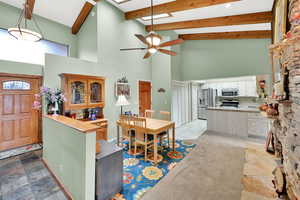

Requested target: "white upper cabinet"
[
  {"left": 202, "top": 76, "right": 258, "bottom": 97},
  {"left": 245, "top": 79, "right": 258, "bottom": 97},
  {"left": 237, "top": 81, "right": 246, "bottom": 96}
]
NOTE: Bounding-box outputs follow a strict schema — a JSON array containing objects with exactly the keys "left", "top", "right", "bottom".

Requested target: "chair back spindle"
[
  {"left": 160, "top": 111, "right": 171, "bottom": 121},
  {"left": 145, "top": 109, "right": 155, "bottom": 118}
]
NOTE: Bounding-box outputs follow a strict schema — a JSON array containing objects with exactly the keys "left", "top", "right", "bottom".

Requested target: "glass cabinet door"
[
  {"left": 70, "top": 80, "right": 87, "bottom": 105},
  {"left": 89, "top": 80, "right": 103, "bottom": 104}
]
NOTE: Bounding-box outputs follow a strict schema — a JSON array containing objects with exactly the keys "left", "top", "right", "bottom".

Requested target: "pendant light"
[
  {"left": 145, "top": 0, "right": 161, "bottom": 47},
  {"left": 8, "top": 1, "right": 43, "bottom": 42}
]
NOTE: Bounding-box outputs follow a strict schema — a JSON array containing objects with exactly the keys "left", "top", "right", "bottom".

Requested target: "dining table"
[{"left": 116, "top": 117, "right": 176, "bottom": 164}]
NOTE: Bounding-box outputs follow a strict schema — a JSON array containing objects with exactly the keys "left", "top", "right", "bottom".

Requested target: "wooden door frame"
[
  {"left": 0, "top": 72, "right": 43, "bottom": 144},
  {"left": 137, "top": 80, "right": 152, "bottom": 115}
]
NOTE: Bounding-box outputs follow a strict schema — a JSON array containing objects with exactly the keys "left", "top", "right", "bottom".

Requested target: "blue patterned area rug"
[{"left": 113, "top": 140, "right": 196, "bottom": 200}]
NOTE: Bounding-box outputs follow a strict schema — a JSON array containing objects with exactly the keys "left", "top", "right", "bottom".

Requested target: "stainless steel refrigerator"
[{"left": 198, "top": 88, "right": 218, "bottom": 120}]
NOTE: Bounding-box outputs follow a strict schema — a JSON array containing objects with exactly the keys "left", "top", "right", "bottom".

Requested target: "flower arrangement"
[{"left": 33, "top": 87, "right": 67, "bottom": 114}]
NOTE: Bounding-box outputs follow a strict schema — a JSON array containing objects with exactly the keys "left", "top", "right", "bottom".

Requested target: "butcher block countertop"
[
  {"left": 44, "top": 115, "right": 99, "bottom": 133},
  {"left": 80, "top": 118, "right": 108, "bottom": 124}
]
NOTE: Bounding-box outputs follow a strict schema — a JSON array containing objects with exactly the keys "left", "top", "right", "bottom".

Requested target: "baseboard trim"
[{"left": 41, "top": 158, "right": 73, "bottom": 200}]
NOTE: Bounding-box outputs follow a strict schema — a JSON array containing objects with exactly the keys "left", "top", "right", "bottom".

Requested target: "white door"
[
  {"left": 191, "top": 83, "right": 199, "bottom": 121},
  {"left": 172, "top": 81, "right": 190, "bottom": 127}
]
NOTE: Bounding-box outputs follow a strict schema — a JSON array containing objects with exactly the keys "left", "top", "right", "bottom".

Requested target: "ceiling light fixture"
[
  {"left": 225, "top": 3, "right": 232, "bottom": 8},
  {"left": 112, "top": 0, "right": 131, "bottom": 4},
  {"left": 8, "top": 1, "right": 43, "bottom": 42},
  {"left": 142, "top": 13, "right": 172, "bottom": 21}
]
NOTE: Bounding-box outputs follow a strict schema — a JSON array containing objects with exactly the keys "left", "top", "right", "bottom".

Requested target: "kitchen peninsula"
[{"left": 207, "top": 106, "right": 269, "bottom": 139}]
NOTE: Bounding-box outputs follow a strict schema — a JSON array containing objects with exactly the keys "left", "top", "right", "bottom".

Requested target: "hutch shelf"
[{"left": 60, "top": 73, "right": 105, "bottom": 111}]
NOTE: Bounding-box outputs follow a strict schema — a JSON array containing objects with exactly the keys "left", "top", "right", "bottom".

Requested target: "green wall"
[
  {"left": 0, "top": 2, "right": 78, "bottom": 57},
  {"left": 0, "top": 60, "right": 43, "bottom": 75},
  {"left": 151, "top": 35, "right": 172, "bottom": 114},
  {"left": 43, "top": 117, "right": 96, "bottom": 200},
  {"left": 43, "top": 1, "right": 152, "bottom": 140},
  {"left": 77, "top": 6, "right": 98, "bottom": 62},
  {"left": 97, "top": 1, "right": 151, "bottom": 138},
  {"left": 180, "top": 39, "right": 272, "bottom": 80}
]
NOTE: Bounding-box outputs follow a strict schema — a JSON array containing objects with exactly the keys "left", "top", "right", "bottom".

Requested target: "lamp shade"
[{"left": 116, "top": 95, "right": 130, "bottom": 106}]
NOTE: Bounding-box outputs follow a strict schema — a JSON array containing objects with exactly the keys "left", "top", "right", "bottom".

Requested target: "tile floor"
[
  {"left": 176, "top": 119, "right": 207, "bottom": 140},
  {"left": 0, "top": 151, "right": 67, "bottom": 200},
  {"left": 241, "top": 142, "right": 281, "bottom": 200}
]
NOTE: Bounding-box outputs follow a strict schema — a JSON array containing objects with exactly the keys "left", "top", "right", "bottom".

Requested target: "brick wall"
[{"left": 271, "top": 0, "right": 300, "bottom": 199}]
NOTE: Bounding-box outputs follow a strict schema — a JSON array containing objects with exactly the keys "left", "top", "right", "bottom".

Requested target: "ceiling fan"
[{"left": 120, "top": 0, "right": 184, "bottom": 59}]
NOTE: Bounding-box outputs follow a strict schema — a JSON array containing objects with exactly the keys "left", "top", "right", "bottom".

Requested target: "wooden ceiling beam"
[
  {"left": 125, "top": 0, "right": 240, "bottom": 20},
  {"left": 25, "top": 0, "right": 35, "bottom": 19},
  {"left": 71, "top": 1, "right": 95, "bottom": 35},
  {"left": 179, "top": 30, "right": 272, "bottom": 40},
  {"left": 145, "top": 11, "right": 273, "bottom": 32}
]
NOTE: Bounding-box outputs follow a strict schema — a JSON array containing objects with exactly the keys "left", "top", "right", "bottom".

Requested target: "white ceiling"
[
  {"left": 107, "top": 0, "right": 274, "bottom": 34},
  {"left": 0, "top": 0, "right": 274, "bottom": 34},
  {"left": 175, "top": 23, "right": 272, "bottom": 34},
  {"left": 0, "top": 0, "right": 90, "bottom": 27}
]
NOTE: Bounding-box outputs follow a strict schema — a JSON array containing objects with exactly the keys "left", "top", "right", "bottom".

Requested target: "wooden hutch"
[{"left": 60, "top": 73, "right": 107, "bottom": 153}]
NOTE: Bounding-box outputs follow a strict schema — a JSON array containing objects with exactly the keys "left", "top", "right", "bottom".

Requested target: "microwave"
[{"left": 221, "top": 88, "right": 239, "bottom": 97}]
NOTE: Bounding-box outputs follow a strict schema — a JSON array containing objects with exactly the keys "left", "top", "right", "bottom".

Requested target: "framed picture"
[
  {"left": 115, "top": 82, "right": 131, "bottom": 98},
  {"left": 272, "top": 0, "right": 289, "bottom": 44},
  {"left": 271, "top": 0, "right": 289, "bottom": 83}
]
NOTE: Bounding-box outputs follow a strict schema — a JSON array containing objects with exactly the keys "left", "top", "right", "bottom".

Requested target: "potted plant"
[{"left": 33, "top": 87, "right": 67, "bottom": 115}]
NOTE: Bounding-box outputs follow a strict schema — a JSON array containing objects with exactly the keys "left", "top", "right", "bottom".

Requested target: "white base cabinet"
[
  {"left": 247, "top": 113, "right": 269, "bottom": 138},
  {"left": 207, "top": 110, "right": 269, "bottom": 138}
]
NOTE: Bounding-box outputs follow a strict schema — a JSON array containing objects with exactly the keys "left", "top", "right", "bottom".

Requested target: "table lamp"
[{"left": 116, "top": 95, "right": 130, "bottom": 114}]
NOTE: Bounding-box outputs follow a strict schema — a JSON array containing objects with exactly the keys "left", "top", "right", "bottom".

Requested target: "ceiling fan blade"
[
  {"left": 158, "top": 49, "right": 177, "bottom": 56},
  {"left": 159, "top": 38, "right": 184, "bottom": 47},
  {"left": 120, "top": 48, "right": 147, "bottom": 51},
  {"left": 143, "top": 51, "right": 152, "bottom": 59},
  {"left": 135, "top": 34, "right": 149, "bottom": 45}
]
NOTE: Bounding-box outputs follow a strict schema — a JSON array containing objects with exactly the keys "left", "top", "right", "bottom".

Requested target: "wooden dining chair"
[
  {"left": 158, "top": 111, "right": 171, "bottom": 148},
  {"left": 132, "top": 117, "right": 154, "bottom": 161},
  {"left": 119, "top": 115, "right": 134, "bottom": 150},
  {"left": 145, "top": 109, "right": 155, "bottom": 118}
]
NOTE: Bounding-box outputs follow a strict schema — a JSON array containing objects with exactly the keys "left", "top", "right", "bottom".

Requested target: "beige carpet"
[{"left": 141, "top": 131, "right": 246, "bottom": 200}]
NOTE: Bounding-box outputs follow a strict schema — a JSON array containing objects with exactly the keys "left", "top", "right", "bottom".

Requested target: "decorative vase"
[{"left": 52, "top": 101, "right": 59, "bottom": 116}]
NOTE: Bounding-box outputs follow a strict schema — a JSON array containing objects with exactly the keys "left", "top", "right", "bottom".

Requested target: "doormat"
[{"left": 0, "top": 143, "right": 42, "bottom": 160}]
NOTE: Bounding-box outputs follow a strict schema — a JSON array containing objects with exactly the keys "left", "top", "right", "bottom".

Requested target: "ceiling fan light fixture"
[
  {"left": 148, "top": 47, "right": 157, "bottom": 54},
  {"left": 146, "top": 32, "right": 162, "bottom": 46}
]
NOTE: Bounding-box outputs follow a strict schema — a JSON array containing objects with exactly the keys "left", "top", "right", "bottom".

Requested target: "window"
[
  {"left": 3, "top": 81, "right": 31, "bottom": 90},
  {"left": 0, "top": 28, "right": 69, "bottom": 65}
]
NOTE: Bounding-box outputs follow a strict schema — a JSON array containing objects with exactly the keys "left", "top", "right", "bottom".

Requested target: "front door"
[
  {"left": 139, "top": 81, "right": 151, "bottom": 117},
  {"left": 0, "top": 75, "right": 40, "bottom": 151}
]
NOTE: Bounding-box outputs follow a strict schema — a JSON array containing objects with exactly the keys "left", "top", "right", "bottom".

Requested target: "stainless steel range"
[{"left": 220, "top": 99, "right": 240, "bottom": 108}]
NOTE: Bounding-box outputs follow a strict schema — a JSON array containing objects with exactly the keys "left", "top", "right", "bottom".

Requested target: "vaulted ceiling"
[
  {"left": 0, "top": 0, "right": 274, "bottom": 39},
  {"left": 106, "top": 0, "right": 274, "bottom": 38},
  {"left": 0, "top": 0, "right": 94, "bottom": 27}
]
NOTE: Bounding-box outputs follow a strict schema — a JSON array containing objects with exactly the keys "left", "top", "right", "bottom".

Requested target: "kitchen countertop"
[
  {"left": 44, "top": 115, "right": 99, "bottom": 133},
  {"left": 207, "top": 106, "right": 260, "bottom": 113}
]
